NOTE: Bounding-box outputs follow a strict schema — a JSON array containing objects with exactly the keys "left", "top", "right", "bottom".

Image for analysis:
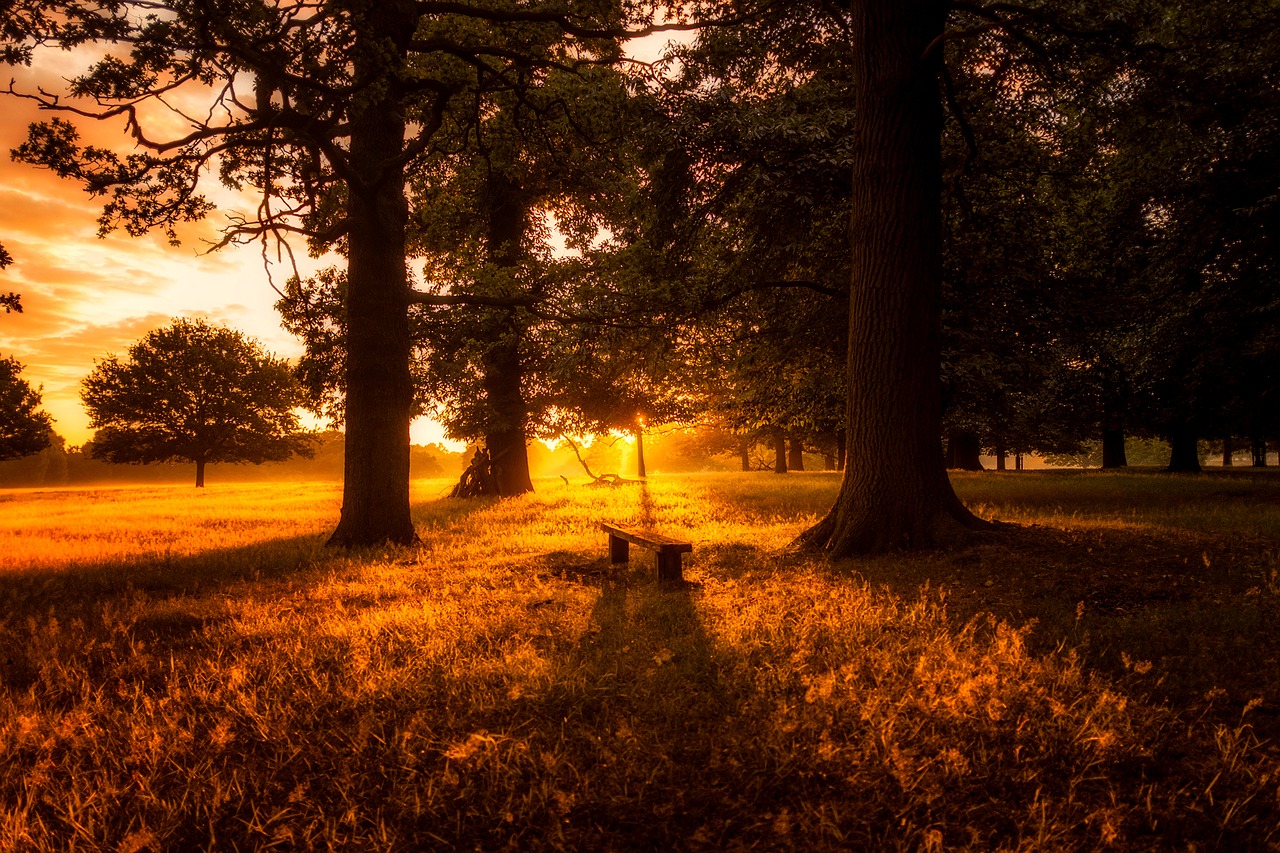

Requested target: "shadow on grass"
[
  {"left": 445, "top": 556, "right": 811, "bottom": 849},
  {"left": 833, "top": 523, "right": 1280, "bottom": 739}
]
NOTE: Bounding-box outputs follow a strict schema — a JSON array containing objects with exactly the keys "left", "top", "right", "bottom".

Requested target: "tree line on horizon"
[{"left": 2, "top": 1, "right": 1277, "bottom": 552}]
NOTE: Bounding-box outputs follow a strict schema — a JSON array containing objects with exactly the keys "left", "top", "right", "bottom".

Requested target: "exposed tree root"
[
  {"left": 794, "top": 489, "right": 999, "bottom": 556},
  {"left": 450, "top": 447, "right": 501, "bottom": 498}
]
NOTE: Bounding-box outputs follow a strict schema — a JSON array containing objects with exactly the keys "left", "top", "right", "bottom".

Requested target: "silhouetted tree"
[
  {"left": 81, "top": 320, "right": 314, "bottom": 487},
  {"left": 0, "top": 356, "right": 51, "bottom": 461},
  {"left": 5, "top": 1, "right": 682, "bottom": 544}
]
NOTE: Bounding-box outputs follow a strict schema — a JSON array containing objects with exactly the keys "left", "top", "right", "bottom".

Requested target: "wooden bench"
[{"left": 600, "top": 522, "right": 692, "bottom": 582}]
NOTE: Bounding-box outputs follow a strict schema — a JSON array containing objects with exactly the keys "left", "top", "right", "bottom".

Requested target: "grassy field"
[{"left": 1, "top": 471, "right": 1278, "bottom": 850}]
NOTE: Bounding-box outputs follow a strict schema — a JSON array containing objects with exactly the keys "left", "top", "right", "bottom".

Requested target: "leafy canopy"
[
  {"left": 81, "top": 319, "right": 314, "bottom": 472},
  {"left": 0, "top": 356, "right": 52, "bottom": 461}
]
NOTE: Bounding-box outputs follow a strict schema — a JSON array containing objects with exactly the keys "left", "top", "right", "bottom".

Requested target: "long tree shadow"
[{"left": 839, "top": 522, "right": 1280, "bottom": 739}]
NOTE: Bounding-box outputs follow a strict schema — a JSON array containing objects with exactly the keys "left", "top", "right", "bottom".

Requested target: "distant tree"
[
  {"left": 81, "top": 320, "right": 315, "bottom": 487},
  {"left": 0, "top": 355, "right": 52, "bottom": 461},
  {"left": 1, "top": 241, "right": 18, "bottom": 313}
]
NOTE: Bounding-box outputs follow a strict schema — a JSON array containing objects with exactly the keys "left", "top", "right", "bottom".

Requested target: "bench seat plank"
[{"left": 600, "top": 522, "right": 692, "bottom": 581}]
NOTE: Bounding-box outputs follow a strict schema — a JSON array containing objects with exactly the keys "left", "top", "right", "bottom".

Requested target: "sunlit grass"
[{"left": 0, "top": 471, "right": 1277, "bottom": 849}]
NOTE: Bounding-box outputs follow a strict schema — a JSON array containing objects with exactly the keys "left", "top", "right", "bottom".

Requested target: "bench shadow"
[{"left": 470, "top": 556, "right": 769, "bottom": 847}]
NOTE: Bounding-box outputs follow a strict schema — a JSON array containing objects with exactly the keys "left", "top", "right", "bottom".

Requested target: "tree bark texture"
[
  {"left": 740, "top": 437, "right": 752, "bottom": 472},
  {"left": 195, "top": 458, "right": 206, "bottom": 488},
  {"left": 773, "top": 430, "right": 787, "bottom": 474},
  {"left": 328, "top": 2, "right": 418, "bottom": 547},
  {"left": 482, "top": 337, "right": 534, "bottom": 496},
  {"left": 788, "top": 437, "right": 805, "bottom": 471},
  {"left": 1101, "top": 428, "right": 1128, "bottom": 469},
  {"left": 799, "top": 0, "right": 986, "bottom": 554},
  {"left": 481, "top": 172, "right": 534, "bottom": 497}
]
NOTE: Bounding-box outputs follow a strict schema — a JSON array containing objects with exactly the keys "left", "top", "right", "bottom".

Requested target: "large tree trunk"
[
  {"left": 195, "top": 458, "right": 206, "bottom": 488},
  {"left": 788, "top": 437, "right": 805, "bottom": 471},
  {"left": 1221, "top": 435, "right": 1234, "bottom": 467},
  {"left": 739, "top": 436, "right": 752, "bottom": 472},
  {"left": 773, "top": 429, "right": 787, "bottom": 474},
  {"left": 945, "top": 429, "right": 984, "bottom": 471},
  {"left": 328, "top": 2, "right": 418, "bottom": 547},
  {"left": 480, "top": 171, "right": 534, "bottom": 497},
  {"left": 1166, "top": 424, "right": 1201, "bottom": 473},
  {"left": 799, "top": 0, "right": 987, "bottom": 555},
  {"left": 1101, "top": 427, "right": 1127, "bottom": 469},
  {"left": 482, "top": 335, "right": 534, "bottom": 496}
]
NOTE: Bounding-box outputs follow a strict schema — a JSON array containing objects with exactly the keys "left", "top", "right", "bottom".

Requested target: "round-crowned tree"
[
  {"left": 0, "top": 356, "right": 52, "bottom": 461},
  {"left": 81, "top": 319, "right": 315, "bottom": 487}
]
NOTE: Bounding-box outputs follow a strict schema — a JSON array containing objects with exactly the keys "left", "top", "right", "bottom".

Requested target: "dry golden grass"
[{"left": 0, "top": 471, "right": 1277, "bottom": 850}]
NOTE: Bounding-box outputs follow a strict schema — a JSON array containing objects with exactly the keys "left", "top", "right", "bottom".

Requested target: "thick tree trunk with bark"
[
  {"left": 739, "top": 436, "right": 752, "bottom": 472},
  {"left": 799, "top": 0, "right": 987, "bottom": 554},
  {"left": 480, "top": 172, "right": 533, "bottom": 497},
  {"left": 482, "top": 336, "right": 534, "bottom": 496},
  {"left": 773, "top": 430, "right": 787, "bottom": 474},
  {"left": 1222, "top": 436, "right": 1234, "bottom": 467},
  {"left": 1166, "top": 424, "right": 1201, "bottom": 473},
  {"left": 195, "top": 458, "right": 206, "bottom": 488},
  {"left": 328, "top": 2, "right": 418, "bottom": 547},
  {"left": 1101, "top": 428, "right": 1128, "bottom": 469},
  {"left": 788, "top": 437, "right": 805, "bottom": 471},
  {"left": 945, "top": 429, "right": 983, "bottom": 470}
]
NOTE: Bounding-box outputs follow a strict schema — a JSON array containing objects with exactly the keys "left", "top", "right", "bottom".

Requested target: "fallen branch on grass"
[{"left": 559, "top": 434, "right": 641, "bottom": 488}]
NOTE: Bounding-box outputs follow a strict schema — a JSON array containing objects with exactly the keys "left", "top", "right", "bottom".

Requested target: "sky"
[
  {"left": 0, "top": 32, "right": 681, "bottom": 450},
  {"left": 0, "top": 56, "right": 338, "bottom": 448}
]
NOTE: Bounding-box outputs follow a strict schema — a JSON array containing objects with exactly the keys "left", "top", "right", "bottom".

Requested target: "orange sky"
[
  {"left": 0, "top": 58, "right": 433, "bottom": 448},
  {"left": 0, "top": 34, "right": 680, "bottom": 450}
]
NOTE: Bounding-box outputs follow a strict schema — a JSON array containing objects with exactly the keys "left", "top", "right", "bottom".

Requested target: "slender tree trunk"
[
  {"left": 1166, "top": 424, "right": 1201, "bottom": 473},
  {"left": 836, "top": 431, "right": 846, "bottom": 471},
  {"left": 328, "top": 2, "right": 418, "bottom": 547},
  {"left": 823, "top": 453, "right": 836, "bottom": 471},
  {"left": 773, "top": 429, "right": 787, "bottom": 474},
  {"left": 799, "top": 0, "right": 986, "bottom": 554},
  {"left": 788, "top": 437, "right": 805, "bottom": 471},
  {"left": 195, "top": 458, "right": 206, "bottom": 488},
  {"left": 739, "top": 436, "right": 752, "bottom": 472},
  {"left": 635, "top": 427, "right": 646, "bottom": 478},
  {"left": 1253, "top": 436, "right": 1268, "bottom": 467},
  {"left": 1222, "top": 436, "right": 1234, "bottom": 467},
  {"left": 1101, "top": 428, "right": 1128, "bottom": 469}
]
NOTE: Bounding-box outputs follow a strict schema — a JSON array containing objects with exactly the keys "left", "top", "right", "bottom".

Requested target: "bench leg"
[
  {"left": 656, "top": 552, "right": 683, "bottom": 582},
  {"left": 608, "top": 534, "right": 629, "bottom": 564}
]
